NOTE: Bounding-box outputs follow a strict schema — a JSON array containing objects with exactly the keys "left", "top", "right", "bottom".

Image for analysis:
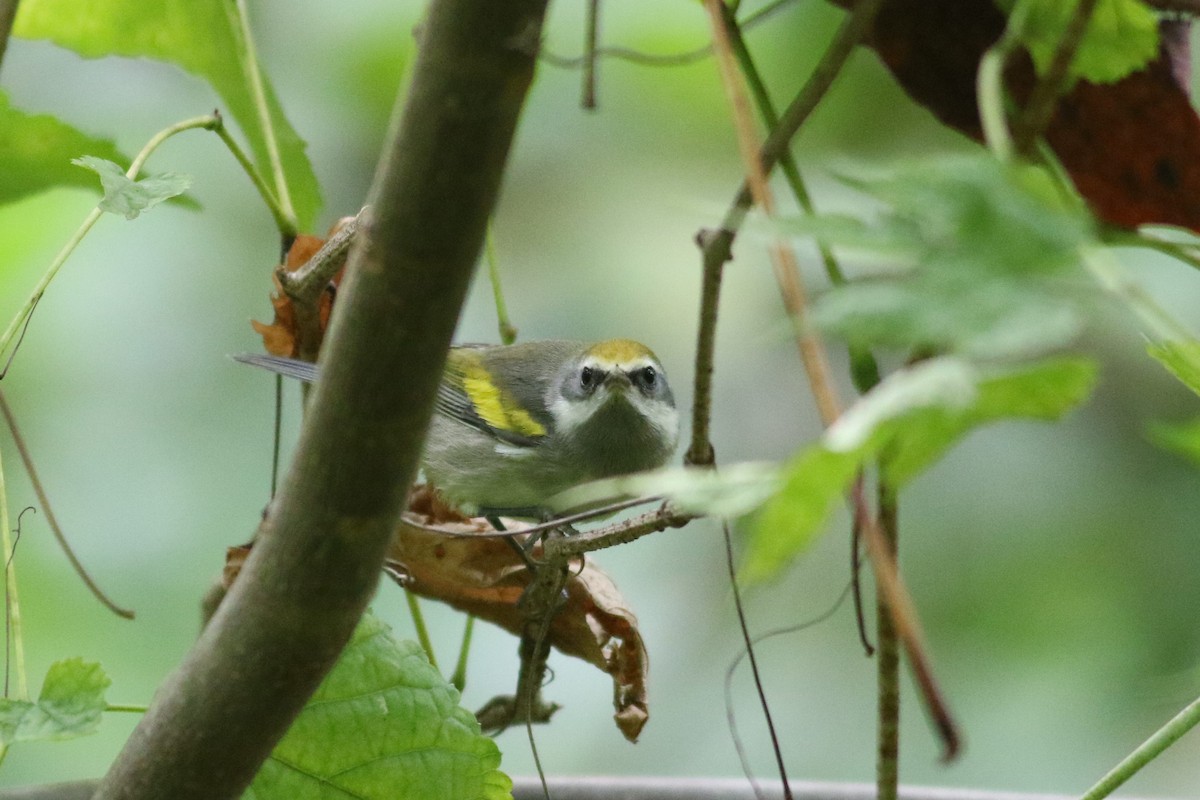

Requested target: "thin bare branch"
[{"left": 0, "top": 391, "right": 134, "bottom": 619}]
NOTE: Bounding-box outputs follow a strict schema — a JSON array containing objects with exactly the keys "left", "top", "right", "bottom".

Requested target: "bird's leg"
[{"left": 486, "top": 514, "right": 539, "bottom": 570}]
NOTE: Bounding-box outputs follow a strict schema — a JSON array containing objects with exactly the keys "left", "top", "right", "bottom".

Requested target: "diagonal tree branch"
[
  {"left": 91, "top": 1, "right": 550, "bottom": 798},
  {"left": 0, "top": 0, "right": 17, "bottom": 75}
]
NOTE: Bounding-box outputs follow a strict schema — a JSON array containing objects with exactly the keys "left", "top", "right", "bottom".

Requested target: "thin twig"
[
  {"left": 703, "top": 0, "right": 841, "bottom": 423},
  {"left": 725, "top": 580, "right": 854, "bottom": 800},
  {"left": 581, "top": 0, "right": 600, "bottom": 109},
  {"left": 277, "top": 209, "right": 363, "bottom": 300},
  {"left": 539, "top": 0, "right": 800, "bottom": 70},
  {"left": 404, "top": 494, "right": 671, "bottom": 541},
  {"left": 875, "top": 481, "right": 900, "bottom": 800},
  {"left": 1012, "top": 0, "right": 1100, "bottom": 156},
  {"left": 721, "top": 520, "right": 793, "bottom": 800},
  {"left": 852, "top": 481, "right": 960, "bottom": 761},
  {"left": 0, "top": 391, "right": 134, "bottom": 619}
]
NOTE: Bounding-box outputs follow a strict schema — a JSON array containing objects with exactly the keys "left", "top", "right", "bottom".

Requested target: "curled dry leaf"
[
  {"left": 390, "top": 493, "right": 650, "bottom": 742},
  {"left": 223, "top": 486, "right": 650, "bottom": 742},
  {"left": 251, "top": 216, "right": 355, "bottom": 358}
]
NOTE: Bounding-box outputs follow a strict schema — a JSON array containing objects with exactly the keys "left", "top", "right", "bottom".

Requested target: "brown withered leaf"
[
  {"left": 251, "top": 216, "right": 355, "bottom": 358},
  {"left": 388, "top": 509, "right": 649, "bottom": 742},
  {"left": 222, "top": 495, "right": 650, "bottom": 743},
  {"left": 840, "top": 0, "right": 1200, "bottom": 232}
]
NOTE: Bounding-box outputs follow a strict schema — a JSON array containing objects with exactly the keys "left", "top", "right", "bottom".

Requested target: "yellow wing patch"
[
  {"left": 461, "top": 364, "right": 547, "bottom": 438},
  {"left": 588, "top": 338, "right": 655, "bottom": 364}
]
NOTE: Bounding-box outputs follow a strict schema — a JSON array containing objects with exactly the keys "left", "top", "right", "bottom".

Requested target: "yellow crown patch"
[{"left": 588, "top": 338, "right": 655, "bottom": 365}]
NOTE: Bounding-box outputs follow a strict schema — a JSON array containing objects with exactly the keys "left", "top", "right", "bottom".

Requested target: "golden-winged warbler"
[{"left": 236, "top": 339, "right": 679, "bottom": 516}]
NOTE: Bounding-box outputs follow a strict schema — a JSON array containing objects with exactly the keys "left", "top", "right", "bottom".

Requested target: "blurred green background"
[{"left": 2, "top": 0, "right": 1200, "bottom": 794}]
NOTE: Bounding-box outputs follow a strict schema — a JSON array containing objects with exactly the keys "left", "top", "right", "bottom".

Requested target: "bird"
[{"left": 235, "top": 339, "right": 679, "bottom": 518}]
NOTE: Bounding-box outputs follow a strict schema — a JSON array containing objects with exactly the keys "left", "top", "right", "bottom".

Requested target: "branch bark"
[
  {"left": 0, "top": 0, "right": 19, "bottom": 75},
  {"left": 91, "top": 1, "right": 549, "bottom": 798}
]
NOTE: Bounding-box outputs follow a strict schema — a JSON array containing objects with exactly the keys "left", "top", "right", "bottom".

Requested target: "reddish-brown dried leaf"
[
  {"left": 251, "top": 217, "right": 354, "bottom": 358},
  {"left": 836, "top": 0, "right": 1200, "bottom": 231},
  {"left": 387, "top": 509, "right": 649, "bottom": 742},
  {"left": 223, "top": 492, "right": 651, "bottom": 742}
]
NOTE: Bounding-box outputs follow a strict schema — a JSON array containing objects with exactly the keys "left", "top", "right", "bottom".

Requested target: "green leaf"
[
  {"left": 551, "top": 463, "right": 782, "bottom": 519},
  {"left": 1147, "top": 341, "right": 1200, "bottom": 397},
  {"left": 743, "top": 357, "right": 1097, "bottom": 581},
  {"left": 0, "top": 658, "right": 111, "bottom": 745},
  {"left": 0, "top": 90, "right": 131, "bottom": 207},
  {"left": 996, "top": 0, "right": 1158, "bottom": 84},
  {"left": 879, "top": 356, "right": 1098, "bottom": 484},
  {"left": 73, "top": 156, "right": 192, "bottom": 219},
  {"left": 742, "top": 446, "right": 863, "bottom": 583},
  {"left": 1148, "top": 418, "right": 1200, "bottom": 468},
  {"left": 798, "top": 156, "right": 1093, "bottom": 359},
  {"left": 14, "top": 0, "right": 320, "bottom": 229},
  {"left": 246, "top": 613, "right": 511, "bottom": 800}
]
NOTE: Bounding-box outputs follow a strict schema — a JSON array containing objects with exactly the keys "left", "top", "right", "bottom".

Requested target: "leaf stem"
[
  {"left": 0, "top": 114, "right": 219, "bottom": 365},
  {"left": 722, "top": 5, "right": 881, "bottom": 393},
  {"left": 1012, "top": 0, "right": 1099, "bottom": 156},
  {"left": 450, "top": 615, "right": 474, "bottom": 692},
  {"left": 404, "top": 590, "right": 438, "bottom": 670},
  {"left": 210, "top": 113, "right": 296, "bottom": 238},
  {"left": 485, "top": 227, "right": 518, "bottom": 344},
  {"left": 0, "top": 439, "right": 27, "bottom": 700},
  {"left": 230, "top": 0, "right": 297, "bottom": 229},
  {"left": 977, "top": 1, "right": 1031, "bottom": 162},
  {"left": 1079, "top": 693, "right": 1200, "bottom": 800},
  {"left": 106, "top": 703, "right": 150, "bottom": 714}
]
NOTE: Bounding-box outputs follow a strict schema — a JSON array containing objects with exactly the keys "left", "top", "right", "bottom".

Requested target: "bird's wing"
[{"left": 436, "top": 351, "right": 547, "bottom": 449}]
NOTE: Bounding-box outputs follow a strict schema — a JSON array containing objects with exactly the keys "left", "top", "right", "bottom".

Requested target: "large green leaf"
[
  {"left": 743, "top": 357, "right": 1097, "bottom": 581},
  {"left": 801, "top": 157, "right": 1094, "bottom": 360},
  {"left": 245, "top": 613, "right": 511, "bottom": 800},
  {"left": 14, "top": 0, "right": 320, "bottom": 229},
  {"left": 0, "top": 89, "right": 130, "bottom": 207},
  {"left": 0, "top": 658, "right": 111, "bottom": 745},
  {"left": 995, "top": 0, "right": 1158, "bottom": 85}
]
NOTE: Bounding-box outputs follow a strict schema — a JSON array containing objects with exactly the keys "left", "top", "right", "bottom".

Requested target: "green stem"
[
  {"left": 450, "top": 615, "right": 475, "bottom": 692},
  {"left": 0, "top": 440, "right": 27, "bottom": 700},
  {"left": 211, "top": 115, "right": 295, "bottom": 238},
  {"left": 977, "top": 1, "right": 1032, "bottom": 162},
  {"left": 105, "top": 703, "right": 150, "bottom": 714},
  {"left": 404, "top": 590, "right": 438, "bottom": 670},
  {"left": 875, "top": 480, "right": 900, "bottom": 800},
  {"left": 1083, "top": 246, "right": 1195, "bottom": 343},
  {"left": 722, "top": 6, "right": 880, "bottom": 393},
  {"left": 485, "top": 227, "right": 518, "bottom": 344},
  {"left": 230, "top": 0, "right": 297, "bottom": 229},
  {"left": 1080, "top": 694, "right": 1200, "bottom": 800},
  {"left": 0, "top": 114, "right": 220, "bottom": 361}
]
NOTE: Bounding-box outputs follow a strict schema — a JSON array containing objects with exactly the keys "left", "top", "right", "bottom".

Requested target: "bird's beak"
[{"left": 604, "top": 371, "right": 632, "bottom": 391}]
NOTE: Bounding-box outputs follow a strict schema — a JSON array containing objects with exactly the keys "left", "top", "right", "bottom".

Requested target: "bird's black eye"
[
  {"left": 635, "top": 366, "right": 657, "bottom": 391},
  {"left": 580, "top": 366, "right": 598, "bottom": 391}
]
